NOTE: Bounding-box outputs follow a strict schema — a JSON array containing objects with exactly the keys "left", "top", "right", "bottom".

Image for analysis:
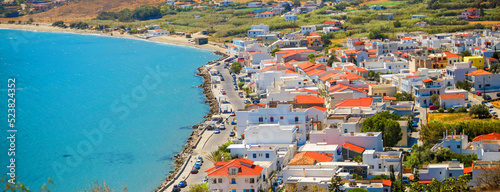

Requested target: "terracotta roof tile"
[
  {"left": 466, "top": 69, "right": 492, "bottom": 76},
  {"left": 473, "top": 133, "right": 500, "bottom": 141},
  {"left": 440, "top": 94, "right": 465, "bottom": 99},
  {"left": 206, "top": 158, "right": 263, "bottom": 176},
  {"left": 335, "top": 97, "right": 373, "bottom": 107},
  {"left": 296, "top": 95, "right": 324, "bottom": 104},
  {"left": 288, "top": 152, "right": 333, "bottom": 165},
  {"left": 342, "top": 142, "right": 365, "bottom": 153}
]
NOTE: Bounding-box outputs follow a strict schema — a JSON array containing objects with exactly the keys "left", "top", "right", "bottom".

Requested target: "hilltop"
[{"left": 15, "top": 0, "right": 165, "bottom": 22}]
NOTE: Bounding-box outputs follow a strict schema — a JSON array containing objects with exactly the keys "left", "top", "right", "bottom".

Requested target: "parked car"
[
  {"left": 193, "top": 164, "right": 200, "bottom": 169},
  {"left": 221, "top": 76, "right": 225, "bottom": 81},
  {"left": 196, "top": 159, "right": 203, "bottom": 166},
  {"left": 412, "top": 120, "right": 418, "bottom": 128},
  {"left": 179, "top": 181, "right": 187, "bottom": 188},
  {"left": 230, "top": 131, "right": 235, "bottom": 137},
  {"left": 221, "top": 89, "right": 226, "bottom": 95},
  {"left": 234, "top": 85, "right": 238, "bottom": 90},
  {"left": 252, "top": 100, "right": 260, "bottom": 104},
  {"left": 244, "top": 99, "right": 251, "bottom": 104},
  {"left": 486, "top": 102, "right": 494, "bottom": 108},
  {"left": 215, "top": 62, "right": 220, "bottom": 66},
  {"left": 484, "top": 95, "right": 492, "bottom": 101},
  {"left": 202, "top": 177, "right": 208, "bottom": 183},
  {"left": 238, "top": 92, "right": 244, "bottom": 98},
  {"left": 492, "top": 111, "right": 498, "bottom": 117},
  {"left": 452, "top": 105, "right": 464, "bottom": 110},
  {"left": 467, "top": 103, "right": 471, "bottom": 108},
  {"left": 497, "top": 93, "right": 500, "bottom": 97},
  {"left": 402, "top": 176, "right": 409, "bottom": 184},
  {"left": 429, "top": 105, "right": 439, "bottom": 110},
  {"left": 172, "top": 185, "right": 181, "bottom": 192},
  {"left": 219, "top": 124, "right": 225, "bottom": 130},
  {"left": 231, "top": 120, "right": 237, "bottom": 125},
  {"left": 477, "top": 92, "right": 482, "bottom": 96},
  {"left": 191, "top": 168, "right": 198, "bottom": 174},
  {"left": 276, "top": 177, "right": 283, "bottom": 185},
  {"left": 230, "top": 112, "right": 235, "bottom": 116},
  {"left": 198, "top": 156, "right": 203, "bottom": 162},
  {"left": 214, "top": 128, "right": 220, "bottom": 134}
]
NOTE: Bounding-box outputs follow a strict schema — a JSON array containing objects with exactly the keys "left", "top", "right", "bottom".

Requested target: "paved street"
[{"left": 166, "top": 57, "right": 246, "bottom": 191}]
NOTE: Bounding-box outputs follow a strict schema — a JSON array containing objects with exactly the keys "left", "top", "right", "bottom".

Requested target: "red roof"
[
  {"left": 296, "top": 95, "right": 324, "bottom": 104},
  {"left": 422, "top": 79, "right": 432, "bottom": 83},
  {"left": 335, "top": 97, "right": 373, "bottom": 107},
  {"left": 323, "top": 20, "right": 340, "bottom": 24},
  {"left": 154, "top": 29, "right": 163, "bottom": 32},
  {"left": 309, "top": 32, "right": 320, "bottom": 36},
  {"left": 440, "top": 94, "right": 465, "bottom": 100},
  {"left": 406, "top": 76, "right": 419, "bottom": 78},
  {"left": 288, "top": 151, "right": 333, "bottom": 165},
  {"left": 293, "top": 88, "right": 319, "bottom": 95},
  {"left": 328, "top": 84, "right": 367, "bottom": 94},
  {"left": 297, "top": 62, "right": 315, "bottom": 70},
  {"left": 456, "top": 34, "right": 473, "bottom": 37},
  {"left": 206, "top": 158, "right": 263, "bottom": 176},
  {"left": 309, "top": 106, "right": 327, "bottom": 112},
  {"left": 342, "top": 142, "right": 365, "bottom": 153},
  {"left": 382, "top": 180, "right": 392, "bottom": 187},
  {"left": 276, "top": 49, "right": 316, "bottom": 55},
  {"left": 259, "top": 11, "right": 274, "bottom": 15},
  {"left": 355, "top": 67, "right": 368, "bottom": 72},
  {"left": 473, "top": 133, "right": 500, "bottom": 141},
  {"left": 401, "top": 38, "right": 412, "bottom": 40},
  {"left": 354, "top": 40, "right": 365, "bottom": 46},
  {"left": 417, "top": 180, "right": 432, "bottom": 184},
  {"left": 464, "top": 166, "right": 473, "bottom": 174},
  {"left": 384, "top": 96, "right": 397, "bottom": 101},
  {"left": 444, "top": 52, "right": 461, "bottom": 58},
  {"left": 285, "top": 69, "right": 298, "bottom": 74}
]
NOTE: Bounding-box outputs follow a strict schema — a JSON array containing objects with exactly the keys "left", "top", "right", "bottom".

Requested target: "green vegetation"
[
  {"left": 237, "top": 82, "right": 245, "bottom": 89},
  {"left": 421, "top": 118, "right": 500, "bottom": 145},
  {"left": 188, "top": 182, "right": 209, "bottom": 192},
  {"left": 469, "top": 104, "right": 491, "bottom": 119},
  {"left": 52, "top": 21, "right": 67, "bottom": 28},
  {"left": 207, "top": 141, "right": 233, "bottom": 163},
  {"left": 346, "top": 188, "right": 369, "bottom": 192},
  {"left": 328, "top": 172, "right": 343, "bottom": 192},
  {"left": 231, "top": 62, "right": 242, "bottom": 74},
  {"left": 365, "top": 1, "right": 407, "bottom": 7},
  {"left": 430, "top": 94, "right": 440, "bottom": 107},
  {"left": 69, "top": 21, "right": 89, "bottom": 29},
  {"left": 409, "top": 174, "right": 472, "bottom": 192},
  {"left": 362, "top": 111, "right": 403, "bottom": 147},
  {"left": 405, "top": 144, "right": 476, "bottom": 170},
  {"left": 394, "top": 92, "right": 414, "bottom": 101},
  {"left": 370, "top": 174, "right": 390, "bottom": 180}
]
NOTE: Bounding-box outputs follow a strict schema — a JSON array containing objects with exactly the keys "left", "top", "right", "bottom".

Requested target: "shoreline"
[
  {"left": 0, "top": 23, "right": 226, "bottom": 52},
  {"left": 152, "top": 51, "right": 230, "bottom": 192}
]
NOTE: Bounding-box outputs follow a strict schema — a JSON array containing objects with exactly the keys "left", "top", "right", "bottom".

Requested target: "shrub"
[
  {"left": 457, "top": 106, "right": 467, "bottom": 113},
  {"left": 447, "top": 107, "right": 454, "bottom": 113},
  {"left": 469, "top": 104, "right": 490, "bottom": 119},
  {"left": 438, "top": 108, "right": 445, "bottom": 113}
]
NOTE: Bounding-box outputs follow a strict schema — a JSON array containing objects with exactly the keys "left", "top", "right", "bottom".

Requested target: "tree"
[
  {"left": 393, "top": 20, "right": 402, "bottom": 28},
  {"left": 283, "top": 3, "right": 291, "bottom": 11},
  {"left": 370, "top": 174, "right": 390, "bottom": 180},
  {"left": 237, "top": 82, "right": 245, "bottom": 89},
  {"left": 52, "top": 20, "right": 66, "bottom": 28},
  {"left": 409, "top": 182, "right": 424, "bottom": 192},
  {"left": 456, "top": 80, "right": 472, "bottom": 91},
  {"left": 328, "top": 172, "right": 343, "bottom": 192},
  {"left": 468, "top": 104, "right": 490, "bottom": 118},
  {"left": 271, "top": 47, "right": 280, "bottom": 56},
  {"left": 327, "top": 56, "right": 336, "bottom": 67},
  {"left": 361, "top": 111, "right": 402, "bottom": 147},
  {"left": 394, "top": 92, "right": 414, "bottom": 101},
  {"left": 292, "top": 0, "right": 301, "bottom": 7},
  {"left": 188, "top": 182, "right": 209, "bottom": 192},
  {"left": 231, "top": 62, "right": 242, "bottom": 74},
  {"left": 459, "top": 50, "right": 472, "bottom": 57},
  {"left": 353, "top": 156, "right": 362, "bottom": 163},
  {"left": 430, "top": 94, "right": 440, "bottom": 106}
]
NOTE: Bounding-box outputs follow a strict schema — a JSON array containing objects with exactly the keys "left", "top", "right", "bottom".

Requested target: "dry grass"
[
  {"left": 492, "top": 100, "right": 500, "bottom": 108},
  {"left": 428, "top": 112, "right": 496, "bottom": 123},
  {"left": 469, "top": 21, "right": 500, "bottom": 26},
  {"left": 330, "top": 37, "right": 348, "bottom": 44}
]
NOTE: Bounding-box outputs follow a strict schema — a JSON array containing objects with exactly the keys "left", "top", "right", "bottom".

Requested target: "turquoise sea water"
[{"left": 0, "top": 29, "right": 219, "bottom": 191}]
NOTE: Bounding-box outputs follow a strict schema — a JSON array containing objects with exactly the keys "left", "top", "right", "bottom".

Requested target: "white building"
[
  {"left": 440, "top": 93, "right": 466, "bottom": 109},
  {"left": 206, "top": 158, "right": 267, "bottom": 192},
  {"left": 285, "top": 14, "right": 298, "bottom": 21},
  {"left": 309, "top": 128, "right": 384, "bottom": 152},
  {"left": 363, "top": 150, "right": 402, "bottom": 176},
  {"left": 248, "top": 2, "right": 263, "bottom": 7},
  {"left": 417, "top": 160, "right": 464, "bottom": 182},
  {"left": 243, "top": 124, "right": 300, "bottom": 145},
  {"left": 300, "top": 143, "right": 342, "bottom": 161},
  {"left": 147, "top": 29, "right": 169, "bottom": 36},
  {"left": 300, "top": 25, "right": 316, "bottom": 35},
  {"left": 248, "top": 23, "right": 270, "bottom": 38}
]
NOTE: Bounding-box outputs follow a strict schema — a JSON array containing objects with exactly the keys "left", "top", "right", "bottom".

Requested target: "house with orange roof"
[
  {"left": 300, "top": 25, "right": 316, "bottom": 35},
  {"left": 275, "top": 49, "right": 316, "bottom": 63},
  {"left": 288, "top": 151, "right": 333, "bottom": 165},
  {"left": 439, "top": 93, "right": 465, "bottom": 109},
  {"left": 445, "top": 61, "right": 477, "bottom": 84},
  {"left": 458, "top": 8, "right": 480, "bottom": 20},
  {"left": 295, "top": 94, "right": 325, "bottom": 108},
  {"left": 206, "top": 158, "right": 266, "bottom": 192},
  {"left": 328, "top": 84, "right": 368, "bottom": 108},
  {"left": 472, "top": 133, "right": 500, "bottom": 161},
  {"left": 368, "top": 84, "right": 397, "bottom": 97},
  {"left": 310, "top": 128, "right": 383, "bottom": 152},
  {"left": 466, "top": 69, "right": 500, "bottom": 93},
  {"left": 470, "top": 160, "right": 500, "bottom": 188},
  {"left": 335, "top": 97, "right": 373, "bottom": 108},
  {"left": 256, "top": 11, "right": 274, "bottom": 18}
]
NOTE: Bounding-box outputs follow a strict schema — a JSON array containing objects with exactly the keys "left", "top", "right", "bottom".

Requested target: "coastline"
[
  {"left": 0, "top": 23, "right": 226, "bottom": 52},
  {"left": 153, "top": 52, "right": 230, "bottom": 192}
]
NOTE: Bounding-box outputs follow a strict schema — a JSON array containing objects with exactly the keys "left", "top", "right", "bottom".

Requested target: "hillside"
[{"left": 20, "top": 0, "right": 165, "bottom": 22}]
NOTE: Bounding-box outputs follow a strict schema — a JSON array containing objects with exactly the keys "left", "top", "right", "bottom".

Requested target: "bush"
[
  {"left": 469, "top": 104, "right": 490, "bottom": 119},
  {"left": 52, "top": 21, "right": 67, "bottom": 28},
  {"left": 457, "top": 106, "right": 467, "bottom": 113},
  {"left": 438, "top": 108, "right": 445, "bottom": 113},
  {"left": 69, "top": 21, "right": 89, "bottom": 29},
  {"left": 447, "top": 107, "right": 454, "bottom": 113}
]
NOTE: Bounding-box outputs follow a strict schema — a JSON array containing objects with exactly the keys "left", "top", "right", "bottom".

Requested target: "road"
[{"left": 166, "top": 58, "right": 246, "bottom": 191}]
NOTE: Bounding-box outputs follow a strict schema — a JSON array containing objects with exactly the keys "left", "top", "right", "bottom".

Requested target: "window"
[
  {"left": 250, "top": 178, "right": 255, "bottom": 183},
  {"left": 253, "top": 153, "right": 257, "bottom": 158},
  {"left": 379, "top": 164, "right": 382, "bottom": 169},
  {"left": 213, "top": 179, "right": 217, "bottom": 184},
  {"left": 218, "top": 178, "right": 223, "bottom": 183},
  {"left": 344, "top": 129, "right": 348, "bottom": 133},
  {"left": 449, "top": 173, "right": 452, "bottom": 177},
  {"left": 231, "top": 178, "right": 236, "bottom": 184},
  {"left": 270, "top": 116, "right": 274, "bottom": 123},
  {"left": 457, "top": 145, "right": 461, "bottom": 148},
  {"left": 295, "top": 116, "right": 299, "bottom": 122},
  {"left": 258, "top": 116, "right": 263, "bottom": 123},
  {"left": 371, "top": 165, "right": 374, "bottom": 169},
  {"left": 266, "top": 153, "right": 270, "bottom": 158},
  {"left": 280, "top": 116, "right": 284, "bottom": 120},
  {"left": 440, "top": 171, "right": 442, "bottom": 175}
]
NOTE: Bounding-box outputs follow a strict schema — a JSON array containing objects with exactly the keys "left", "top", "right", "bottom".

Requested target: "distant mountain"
[{"left": 27, "top": 0, "right": 165, "bottom": 22}]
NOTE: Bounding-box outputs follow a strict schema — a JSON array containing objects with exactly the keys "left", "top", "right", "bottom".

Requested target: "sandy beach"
[{"left": 0, "top": 23, "right": 226, "bottom": 52}]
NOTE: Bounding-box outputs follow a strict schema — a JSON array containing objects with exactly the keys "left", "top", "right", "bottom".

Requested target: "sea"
[{"left": 0, "top": 29, "right": 220, "bottom": 191}]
